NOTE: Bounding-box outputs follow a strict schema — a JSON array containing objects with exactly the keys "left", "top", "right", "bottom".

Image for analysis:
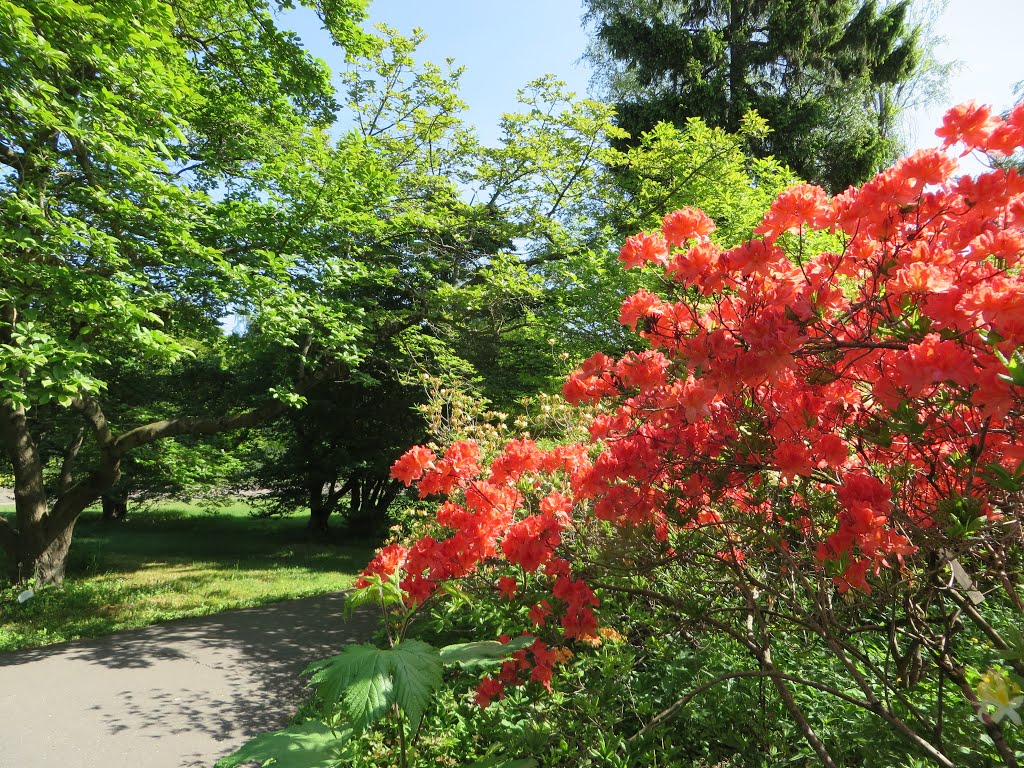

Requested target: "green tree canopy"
[
  {"left": 583, "top": 0, "right": 924, "bottom": 191},
  {"left": 0, "top": 0, "right": 372, "bottom": 583},
  {"left": 236, "top": 28, "right": 798, "bottom": 535}
]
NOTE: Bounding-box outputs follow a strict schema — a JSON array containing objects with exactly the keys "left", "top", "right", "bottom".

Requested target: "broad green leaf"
[
  {"left": 213, "top": 721, "right": 351, "bottom": 768},
  {"left": 439, "top": 636, "right": 535, "bottom": 669},
  {"left": 301, "top": 655, "right": 337, "bottom": 681},
  {"left": 305, "top": 643, "right": 395, "bottom": 732},
  {"left": 390, "top": 639, "right": 443, "bottom": 731},
  {"left": 341, "top": 646, "right": 396, "bottom": 732}
]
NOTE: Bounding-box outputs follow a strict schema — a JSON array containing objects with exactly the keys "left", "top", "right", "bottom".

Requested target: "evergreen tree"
[{"left": 584, "top": 0, "right": 923, "bottom": 191}]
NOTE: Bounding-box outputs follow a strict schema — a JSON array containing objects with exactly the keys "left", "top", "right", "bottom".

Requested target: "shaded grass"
[{"left": 0, "top": 502, "right": 376, "bottom": 653}]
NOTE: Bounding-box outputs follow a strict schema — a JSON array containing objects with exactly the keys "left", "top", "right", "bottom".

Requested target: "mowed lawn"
[{"left": 0, "top": 502, "right": 377, "bottom": 653}]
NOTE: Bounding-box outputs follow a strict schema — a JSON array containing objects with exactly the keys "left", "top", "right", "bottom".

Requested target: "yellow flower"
[{"left": 976, "top": 668, "right": 1023, "bottom": 725}]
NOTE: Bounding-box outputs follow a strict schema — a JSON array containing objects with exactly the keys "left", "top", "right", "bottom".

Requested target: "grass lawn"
[{"left": 0, "top": 501, "right": 377, "bottom": 653}]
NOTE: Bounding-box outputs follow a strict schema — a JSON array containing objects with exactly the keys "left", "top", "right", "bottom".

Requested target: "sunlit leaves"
[
  {"left": 214, "top": 721, "right": 353, "bottom": 768},
  {"left": 304, "top": 640, "right": 443, "bottom": 734}
]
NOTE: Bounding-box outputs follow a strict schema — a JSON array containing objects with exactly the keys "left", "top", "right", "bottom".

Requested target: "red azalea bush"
[{"left": 363, "top": 103, "right": 1024, "bottom": 767}]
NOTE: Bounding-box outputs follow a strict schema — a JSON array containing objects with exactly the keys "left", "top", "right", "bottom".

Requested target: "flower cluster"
[
  {"left": 474, "top": 637, "right": 574, "bottom": 708},
  {"left": 362, "top": 103, "right": 1024, "bottom": 704},
  {"left": 564, "top": 104, "right": 1024, "bottom": 592}
]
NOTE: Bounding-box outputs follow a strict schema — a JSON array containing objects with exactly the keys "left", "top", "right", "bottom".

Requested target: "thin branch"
[
  {"left": 56, "top": 428, "right": 85, "bottom": 494},
  {"left": 629, "top": 669, "right": 870, "bottom": 745}
]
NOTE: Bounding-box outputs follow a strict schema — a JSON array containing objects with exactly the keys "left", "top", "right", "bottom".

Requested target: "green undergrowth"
[{"left": 0, "top": 502, "right": 376, "bottom": 653}]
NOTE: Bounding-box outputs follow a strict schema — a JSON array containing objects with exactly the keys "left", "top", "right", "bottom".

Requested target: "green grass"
[{"left": 0, "top": 502, "right": 377, "bottom": 653}]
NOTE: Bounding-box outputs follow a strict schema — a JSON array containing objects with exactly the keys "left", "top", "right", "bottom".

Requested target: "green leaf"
[
  {"left": 390, "top": 639, "right": 443, "bottom": 731},
  {"left": 440, "top": 581, "right": 474, "bottom": 607},
  {"left": 461, "top": 759, "right": 538, "bottom": 768},
  {"left": 213, "top": 721, "right": 351, "bottom": 768},
  {"left": 982, "top": 462, "right": 1023, "bottom": 492},
  {"left": 991, "top": 625, "right": 1024, "bottom": 662},
  {"left": 342, "top": 646, "right": 396, "bottom": 732},
  {"left": 305, "top": 643, "right": 395, "bottom": 732},
  {"left": 994, "top": 347, "right": 1024, "bottom": 387},
  {"left": 439, "top": 636, "right": 535, "bottom": 670},
  {"left": 342, "top": 575, "right": 404, "bottom": 619}
]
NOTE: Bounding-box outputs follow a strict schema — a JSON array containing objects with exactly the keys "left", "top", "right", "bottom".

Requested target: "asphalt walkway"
[{"left": 0, "top": 592, "right": 377, "bottom": 768}]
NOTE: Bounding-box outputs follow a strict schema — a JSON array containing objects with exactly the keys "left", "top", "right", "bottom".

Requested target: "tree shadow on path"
[{"left": 0, "top": 592, "right": 378, "bottom": 768}]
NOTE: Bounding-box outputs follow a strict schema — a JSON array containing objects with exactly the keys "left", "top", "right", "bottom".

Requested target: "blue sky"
[
  {"left": 904, "top": 0, "right": 1023, "bottom": 153},
  {"left": 290, "top": 0, "right": 1022, "bottom": 154}
]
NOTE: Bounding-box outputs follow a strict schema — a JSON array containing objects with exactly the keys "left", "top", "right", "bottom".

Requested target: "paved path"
[{"left": 0, "top": 593, "right": 377, "bottom": 768}]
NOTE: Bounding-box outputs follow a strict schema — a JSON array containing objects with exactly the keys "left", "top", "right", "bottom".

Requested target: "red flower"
[
  {"left": 619, "top": 232, "right": 669, "bottom": 268},
  {"left": 490, "top": 439, "right": 543, "bottom": 485},
  {"left": 615, "top": 350, "right": 670, "bottom": 392},
  {"left": 834, "top": 558, "right": 872, "bottom": 594},
  {"left": 665, "top": 241, "right": 722, "bottom": 288},
  {"left": 355, "top": 543, "right": 408, "bottom": 588},
  {"left": 501, "top": 514, "right": 561, "bottom": 572},
  {"left": 474, "top": 676, "right": 506, "bottom": 708},
  {"left": 497, "top": 576, "right": 518, "bottom": 600},
  {"left": 390, "top": 446, "right": 435, "bottom": 486},
  {"left": 754, "top": 183, "right": 832, "bottom": 240},
  {"left": 815, "top": 434, "right": 849, "bottom": 469},
  {"left": 618, "top": 289, "right": 664, "bottom": 331},
  {"left": 529, "top": 600, "right": 552, "bottom": 627},
  {"left": 889, "top": 262, "right": 953, "bottom": 296},
  {"left": 935, "top": 101, "right": 997, "bottom": 151},
  {"left": 773, "top": 441, "right": 814, "bottom": 482},
  {"left": 661, "top": 207, "right": 716, "bottom": 246}
]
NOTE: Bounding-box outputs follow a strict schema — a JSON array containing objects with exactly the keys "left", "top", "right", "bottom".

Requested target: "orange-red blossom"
[{"left": 362, "top": 102, "right": 1024, "bottom": 706}]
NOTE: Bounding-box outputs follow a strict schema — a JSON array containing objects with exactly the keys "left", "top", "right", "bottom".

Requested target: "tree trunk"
[
  {"left": 725, "top": 0, "right": 748, "bottom": 132},
  {"left": 1, "top": 400, "right": 53, "bottom": 583},
  {"left": 1, "top": 488, "right": 92, "bottom": 585},
  {"left": 29, "top": 518, "right": 78, "bottom": 584},
  {"left": 101, "top": 494, "right": 128, "bottom": 521},
  {"left": 307, "top": 502, "right": 332, "bottom": 536},
  {"left": 305, "top": 475, "right": 352, "bottom": 536},
  {"left": 1, "top": 399, "right": 115, "bottom": 585},
  {"left": 345, "top": 476, "right": 399, "bottom": 537}
]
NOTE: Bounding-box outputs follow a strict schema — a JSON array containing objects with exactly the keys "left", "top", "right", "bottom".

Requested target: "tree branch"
[
  {"left": 44, "top": 362, "right": 346, "bottom": 536},
  {"left": 110, "top": 359, "right": 344, "bottom": 457},
  {"left": 70, "top": 397, "right": 115, "bottom": 449},
  {"left": 57, "top": 428, "right": 85, "bottom": 495},
  {"left": 0, "top": 139, "right": 22, "bottom": 172}
]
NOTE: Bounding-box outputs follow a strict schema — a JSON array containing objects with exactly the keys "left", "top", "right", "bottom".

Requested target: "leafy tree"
[
  {"left": 239, "top": 354, "right": 422, "bottom": 536},
  {"left": 0, "top": 0, "right": 373, "bottom": 584},
  {"left": 29, "top": 347, "right": 249, "bottom": 520},
  {"left": 583, "top": 0, "right": 924, "bottom": 191},
  {"left": 240, "top": 30, "right": 797, "bottom": 534}
]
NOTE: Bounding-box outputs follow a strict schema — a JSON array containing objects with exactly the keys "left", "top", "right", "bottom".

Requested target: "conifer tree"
[{"left": 584, "top": 0, "right": 923, "bottom": 191}]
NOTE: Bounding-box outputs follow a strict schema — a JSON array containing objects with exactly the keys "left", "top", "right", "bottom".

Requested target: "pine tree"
[{"left": 584, "top": 0, "right": 923, "bottom": 191}]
